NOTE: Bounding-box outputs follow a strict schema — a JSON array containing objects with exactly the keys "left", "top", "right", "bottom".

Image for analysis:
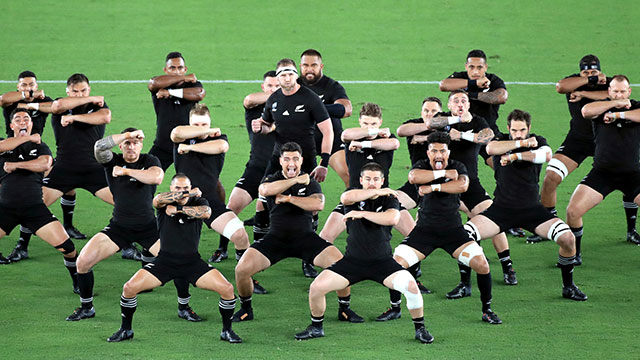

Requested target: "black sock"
[
  {"left": 18, "top": 226, "right": 32, "bottom": 248},
  {"left": 77, "top": 271, "right": 94, "bottom": 309},
  {"left": 218, "top": 234, "right": 230, "bottom": 252},
  {"left": 389, "top": 289, "right": 402, "bottom": 309},
  {"left": 412, "top": 316, "right": 425, "bottom": 331},
  {"left": 338, "top": 295, "right": 351, "bottom": 310},
  {"left": 253, "top": 209, "right": 269, "bottom": 241},
  {"left": 312, "top": 213, "right": 319, "bottom": 232},
  {"left": 60, "top": 193, "right": 76, "bottom": 228},
  {"left": 558, "top": 255, "right": 576, "bottom": 287},
  {"left": 623, "top": 199, "right": 638, "bottom": 233},
  {"left": 458, "top": 262, "right": 471, "bottom": 285},
  {"left": 546, "top": 206, "right": 558, "bottom": 217},
  {"left": 477, "top": 272, "right": 493, "bottom": 313},
  {"left": 571, "top": 226, "right": 583, "bottom": 256},
  {"left": 63, "top": 253, "right": 78, "bottom": 284},
  {"left": 120, "top": 295, "right": 137, "bottom": 330},
  {"left": 407, "top": 262, "right": 420, "bottom": 279},
  {"left": 174, "top": 278, "right": 190, "bottom": 306},
  {"left": 311, "top": 314, "right": 324, "bottom": 329},
  {"left": 219, "top": 297, "right": 236, "bottom": 331},
  {"left": 240, "top": 295, "right": 252, "bottom": 311},
  {"left": 497, "top": 249, "right": 513, "bottom": 273},
  {"left": 235, "top": 248, "right": 246, "bottom": 261}
]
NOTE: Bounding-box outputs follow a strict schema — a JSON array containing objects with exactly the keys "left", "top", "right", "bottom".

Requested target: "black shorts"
[
  {"left": 480, "top": 203, "right": 555, "bottom": 234},
  {"left": 149, "top": 145, "right": 174, "bottom": 171},
  {"left": 100, "top": 219, "right": 159, "bottom": 251},
  {"left": 397, "top": 180, "right": 420, "bottom": 209},
  {"left": 580, "top": 168, "right": 640, "bottom": 200},
  {"left": 235, "top": 165, "right": 267, "bottom": 200},
  {"left": 403, "top": 225, "right": 470, "bottom": 258},
  {"left": 460, "top": 178, "right": 491, "bottom": 211},
  {"left": 315, "top": 118, "right": 345, "bottom": 155},
  {"left": 203, "top": 196, "right": 233, "bottom": 228},
  {"left": 43, "top": 163, "right": 108, "bottom": 195},
  {"left": 328, "top": 256, "right": 404, "bottom": 285},
  {"left": 0, "top": 203, "right": 58, "bottom": 235},
  {"left": 144, "top": 252, "right": 214, "bottom": 286},
  {"left": 251, "top": 231, "right": 332, "bottom": 265},
  {"left": 555, "top": 133, "right": 595, "bottom": 166},
  {"left": 331, "top": 202, "right": 345, "bottom": 215}
]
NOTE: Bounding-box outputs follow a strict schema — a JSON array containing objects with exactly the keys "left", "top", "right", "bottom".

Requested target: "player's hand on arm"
[
  {"left": 439, "top": 77, "right": 468, "bottom": 92},
  {"left": 178, "top": 204, "right": 212, "bottom": 219},
  {"left": 60, "top": 115, "right": 74, "bottom": 127},
  {"left": 275, "top": 194, "right": 291, "bottom": 204},
  {"left": 487, "top": 137, "right": 534, "bottom": 156},
  {"left": 409, "top": 168, "right": 456, "bottom": 185},
  {"left": 65, "top": 108, "right": 111, "bottom": 125},
  {"left": 112, "top": 166, "right": 127, "bottom": 177},
  {"left": 556, "top": 76, "right": 590, "bottom": 94},
  {"left": 343, "top": 210, "right": 365, "bottom": 220},
  {"left": 287, "top": 193, "right": 325, "bottom": 212},
  {"left": 477, "top": 76, "right": 491, "bottom": 89},
  {"left": 582, "top": 99, "right": 626, "bottom": 119},
  {"left": 476, "top": 88, "right": 508, "bottom": 105},
  {"left": 29, "top": 133, "right": 41, "bottom": 144},
  {"left": 243, "top": 92, "right": 270, "bottom": 109},
  {"left": 259, "top": 177, "right": 300, "bottom": 197},
  {"left": 156, "top": 89, "right": 170, "bottom": 99},
  {"left": 449, "top": 128, "right": 461, "bottom": 141},
  {"left": 397, "top": 122, "right": 429, "bottom": 137},
  {"left": 419, "top": 175, "right": 468, "bottom": 195},
  {"left": 119, "top": 166, "right": 164, "bottom": 185},
  {"left": 606, "top": 108, "right": 640, "bottom": 124},
  {"left": 154, "top": 191, "right": 188, "bottom": 208},
  {"left": 177, "top": 144, "right": 191, "bottom": 154},
  {"left": 3, "top": 154, "right": 52, "bottom": 173},
  {"left": 411, "top": 134, "right": 429, "bottom": 144},
  {"left": 297, "top": 173, "right": 310, "bottom": 185},
  {"left": 184, "top": 139, "right": 229, "bottom": 155},
  {"left": 348, "top": 141, "right": 363, "bottom": 151},
  {"left": 184, "top": 74, "right": 197, "bottom": 83}
]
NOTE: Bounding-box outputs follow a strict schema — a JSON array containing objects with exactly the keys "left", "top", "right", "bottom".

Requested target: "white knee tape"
[
  {"left": 463, "top": 222, "right": 481, "bottom": 242},
  {"left": 223, "top": 217, "right": 244, "bottom": 240},
  {"left": 393, "top": 244, "right": 419, "bottom": 267},
  {"left": 457, "top": 241, "right": 485, "bottom": 267},
  {"left": 392, "top": 270, "right": 423, "bottom": 310},
  {"left": 547, "top": 220, "right": 571, "bottom": 243},
  {"left": 547, "top": 158, "right": 569, "bottom": 180}
]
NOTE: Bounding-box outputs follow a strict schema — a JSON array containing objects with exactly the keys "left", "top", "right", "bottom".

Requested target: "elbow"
[
  {"left": 485, "top": 143, "right": 498, "bottom": 155},
  {"left": 389, "top": 211, "right": 400, "bottom": 226},
  {"left": 51, "top": 101, "right": 63, "bottom": 114},
  {"left": 243, "top": 96, "right": 252, "bottom": 109},
  {"left": 148, "top": 78, "right": 158, "bottom": 91},
  {"left": 555, "top": 83, "right": 566, "bottom": 94},
  {"left": 581, "top": 108, "right": 593, "bottom": 119},
  {"left": 102, "top": 110, "right": 112, "bottom": 124},
  {"left": 343, "top": 105, "right": 352, "bottom": 118},
  {"left": 194, "top": 88, "right": 206, "bottom": 101},
  {"left": 220, "top": 141, "right": 230, "bottom": 153},
  {"left": 170, "top": 128, "right": 180, "bottom": 143},
  {"left": 390, "top": 139, "right": 400, "bottom": 150},
  {"left": 438, "top": 80, "right": 449, "bottom": 91},
  {"left": 258, "top": 184, "right": 269, "bottom": 197},
  {"left": 497, "top": 91, "right": 508, "bottom": 104},
  {"left": 407, "top": 171, "right": 417, "bottom": 184}
]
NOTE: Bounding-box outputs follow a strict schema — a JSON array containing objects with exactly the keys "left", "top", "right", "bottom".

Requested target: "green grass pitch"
[{"left": 1, "top": 1, "right": 640, "bottom": 359}]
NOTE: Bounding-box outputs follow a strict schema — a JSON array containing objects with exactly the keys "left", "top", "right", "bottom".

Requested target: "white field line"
[{"left": 0, "top": 79, "right": 559, "bottom": 85}]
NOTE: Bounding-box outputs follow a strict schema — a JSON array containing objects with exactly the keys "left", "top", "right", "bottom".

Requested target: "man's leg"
[
  {"left": 195, "top": 269, "right": 242, "bottom": 343},
  {"left": 328, "top": 150, "right": 349, "bottom": 187},
  {"left": 383, "top": 270, "right": 434, "bottom": 343},
  {"left": 67, "top": 232, "right": 120, "bottom": 321},
  {"left": 34, "top": 221, "right": 78, "bottom": 293},
  {"left": 566, "top": 184, "right": 604, "bottom": 265},
  {"left": 107, "top": 269, "right": 162, "bottom": 342},
  {"left": 296, "top": 270, "right": 349, "bottom": 340},
  {"left": 386, "top": 243, "right": 426, "bottom": 321},
  {"left": 318, "top": 211, "right": 346, "bottom": 244},
  {"left": 623, "top": 194, "right": 640, "bottom": 244},
  {"left": 233, "top": 248, "right": 271, "bottom": 321}
]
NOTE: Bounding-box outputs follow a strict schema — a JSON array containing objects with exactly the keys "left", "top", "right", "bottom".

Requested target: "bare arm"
[
  {"left": 500, "top": 146, "right": 552, "bottom": 166},
  {"left": 335, "top": 98, "right": 352, "bottom": 118},
  {"left": 476, "top": 88, "right": 508, "bottom": 104},
  {"left": 243, "top": 91, "right": 270, "bottom": 109},
  {"left": 418, "top": 175, "right": 468, "bottom": 195},
  {"left": 0, "top": 89, "right": 47, "bottom": 107},
  {"left": 602, "top": 108, "right": 640, "bottom": 124},
  {"left": 397, "top": 122, "right": 428, "bottom": 137},
  {"left": 556, "top": 73, "right": 607, "bottom": 93},
  {"left": 439, "top": 78, "right": 469, "bottom": 91},
  {"left": 114, "top": 166, "right": 164, "bottom": 185},
  {"left": 178, "top": 139, "right": 229, "bottom": 155},
  {"left": 569, "top": 90, "right": 609, "bottom": 103},
  {"left": 486, "top": 137, "right": 538, "bottom": 156},
  {"left": 148, "top": 74, "right": 195, "bottom": 91},
  {"left": 18, "top": 102, "right": 53, "bottom": 113},
  {"left": 582, "top": 99, "right": 629, "bottom": 119},
  {"left": 276, "top": 193, "right": 324, "bottom": 212},
  {"left": 51, "top": 96, "right": 104, "bottom": 114},
  {"left": 3, "top": 154, "right": 52, "bottom": 173},
  {"left": 170, "top": 125, "right": 220, "bottom": 143},
  {"left": 62, "top": 108, "right": 111, "bottom": 126},
  {"left": 168, "top": 205, "right": 211, "bottom": 219},
  {"left": 408, "top": 168, "right": 458, "bottom": 185},
  {"left": 341, "top": 188, "right": 398, "bottom": 205},
  {"left": 317, "top": 119, "right": 334, "bottom": 155},
  {"left": 348, "top": 138, "right": 400, "bottom": 152},
  {"left": 0, "top": 134, "right": 40, "bottom": 152},
  {"left": 450, "top": 127, "right": 494, "bottom": 144},
  {"left": 258, "top": 174, "right": 309, "bottom": 197},
  {"left": 153, "top": 188, "right": 201, "bottom": 208},
  {"left": 344, "top": 208, "right": 400, "bottom": 226}
]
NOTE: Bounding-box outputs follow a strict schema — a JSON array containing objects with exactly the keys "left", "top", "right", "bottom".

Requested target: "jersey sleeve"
[
  {"left": 261, "top": 95, "right": 275, "bottom": 125},
  {"left": 534, "top": 135, "right": 548, "bottom": 148},
  {"left": 144, "top": 153, "right": 162, "bottom": 168},
  {"left": 331, "top": 81, "right": 349, "bottom": 101},
  {"left": 411, "top": 159, "right": 428, "bottom": 170},
  {"left": 309, "top": 93, "right": 331, "bottom": 124},
  {"left": 382, "top": 195, "right": 400, "bottom": 211},
  {"left": 453, "top": 160, "right": 468, "bottom": 177},
  {"left": 101, "top": 153, "right": 118, "bottom": 168},
  {"left": 36, "top": 142, "right": 52, "bottom": 157},
  {"left": 488, "top": 74, "right": 507, "bottom": 90},
  {"left": 472, "top": 116, "right": 490, "bottom": 131},
  {"left": 448, "top": 71, "right": 467, "bottom": 79},
  {"left": 191, "top": 196, "right": 209, "bottom": 207},
  {"left": 307, "top": 178, "right": 322, "bottom": 195}
]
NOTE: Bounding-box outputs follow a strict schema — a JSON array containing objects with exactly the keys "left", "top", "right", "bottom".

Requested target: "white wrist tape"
[
  {"left": 514, "top": 140, "right": 522, "bottom": 148},
  {"left": 531, "top": 146, "right": 552, "bottom": 164},
  {"left": 29, "top": 103, "right": 39, "bottom": 111},
  {"left": 516, "top": 152, "right": 523, "bottom": 161},
  {"left": 361, "top": 141, "right": 372, "bottom": 148},
  {"left": 431, "top": 184, "right": 441, "bottom": 192},
  {"left": 461, "top": 131, "right": 475, "bottom": 142},
  {"left": 433, "top": 170, "right": 446, "bottom": 179},
  {"left": 447, "top": 116, "right": 460, "bottom": 125},
  {"left": 368, "top": 128, "right": 379, "bottom": 136},
  {"left": 620, "top": 112, "right": 626, "bottom": 120},
  {"left": 168, "top": 88, "right": 184, "bottom": 98}
]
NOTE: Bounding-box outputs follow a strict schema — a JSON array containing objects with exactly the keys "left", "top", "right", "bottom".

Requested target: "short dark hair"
[
  {"left": 427, "top": 131, "right": 450, "bottom": 147},
  {"left": 359, "top": 102, "right": 382, "bottom": 118},
  {"left": 172, "top": 172, "right": 190, "bottom": 183},
  {"left": 276, "top": 58, "right": 296, "bottom": 69},
  {"left": 166, "top": 52, "right": 184, "bottom": 62},
  {"left": 448, "top": 89, "right": 468, "bottom": 100},
  {"left": 360, "top": 162, "right": 384, "bottom": 176},
  {"left": 579, "top": 54, "right": 600, "bottom": 70},
  {"left": 10, "top": 108, "right": 30, "bottom": 121},
  {"left": 263, "top": 70, "right": 277, "bottom": 79},
  {"left": 121, "top": 127, "right": 138, "bottom": 134},
  {"left": 67, "top": 73, "right": 89, "bottom": 86},
  {"left": 300, "top": 49, "right": 322, "bottom": 59},
  {"left": 280, "top": 141, "right": 302, "bottom": 156},
  {"left": 466, "top": 49, "right": 487, "bottom": 61},
  {"left": 611, "top": 74, "right": 630, "bottom": 84},
  {"left": 18, "top": 71, "right": 36, "bottom": 80},
  {"left": 422, "top": 97, "right": 442, "bottom": 107},
  {"left": 507, "top": 109, "right": 531, "bottom": 126}
]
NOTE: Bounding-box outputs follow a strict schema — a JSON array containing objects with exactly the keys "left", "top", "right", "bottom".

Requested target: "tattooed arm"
[
  {"left": 153, "top": 188, "right": 202, "bottom": 208},
  {"left": 476, "top": 88, "right": 508, "bottom": 104},
  {"left": 166, "top": 204, "right": 211, "bottom": 219}
]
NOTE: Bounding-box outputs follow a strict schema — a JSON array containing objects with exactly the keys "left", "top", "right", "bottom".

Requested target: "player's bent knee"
[
  {"left": 393, "top": 244, "right": 419, "bottom": 267},
  {"left": 547, "top": 221, "right": 572, "bottom": 244},
  {"left": 471, "top": 256, "right": 490, "bottom": 274},
  {"left": 392, "top": 271, "right": 422, "bottom": 310},
  {"left": 54, "top": 238, "right": 75, "bottom": 255},
  {"left": 122, "top": 280, "right": 139, "bottom": 297},
  {"left": 224, "top": 217, "right": 245, "bottom": 242},
  {"left": 457, "top": 241, "right": 484, "bottom": 267},
  {"left": 546, "top": 158, "right": 569, "bottom": 182}
]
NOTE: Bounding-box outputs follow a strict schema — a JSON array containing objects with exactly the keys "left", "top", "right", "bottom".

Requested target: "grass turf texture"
[{"left": 1, "top": 0, "right": 640, "bottom": 358}]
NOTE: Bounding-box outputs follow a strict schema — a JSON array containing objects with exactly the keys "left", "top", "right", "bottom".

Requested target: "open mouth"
[
  {"left": 286, "top": 166, "right": 297, "bottom": 177},
  {"left": 19, "top": 128, "right": 28, "bottom": 136},
  {"left": 434, "top": 160, "right": 444, "bottom": 170}
]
